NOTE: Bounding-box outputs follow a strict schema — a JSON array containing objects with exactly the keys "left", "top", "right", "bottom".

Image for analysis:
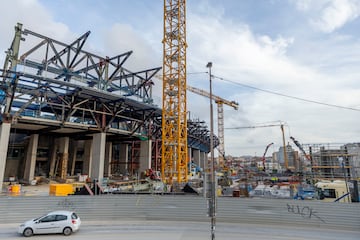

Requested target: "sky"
[{"left": 1, "top": 0, "right": 360, "bottom": 157}]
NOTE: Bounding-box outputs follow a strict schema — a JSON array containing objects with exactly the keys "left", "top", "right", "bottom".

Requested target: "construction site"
[{"left": 0, "top": 1, "right": 359, "bottom": 205}]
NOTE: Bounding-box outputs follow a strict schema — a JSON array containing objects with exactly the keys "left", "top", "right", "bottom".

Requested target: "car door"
[
  {"left": 34, "top": 214, "right": 57, "bottom": 234},
  {"left": 54, "top": 214, "right": 68, "bottom": 233}
]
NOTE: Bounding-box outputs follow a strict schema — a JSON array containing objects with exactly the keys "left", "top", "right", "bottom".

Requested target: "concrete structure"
[
  {"left": 346, "top": 143, "right": 360, "bottom": 179},
  {"left": 0, "top": 123, "right": 11, "bottom": 188},
  {"left": 0, "top": 23, "right": 213, "bottom": 190},
  {"left": 23, "top": 134, "right": 39, "bottom": 183}
]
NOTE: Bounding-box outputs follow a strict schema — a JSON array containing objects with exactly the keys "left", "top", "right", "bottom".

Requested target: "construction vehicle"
[{"left": 261, "top": 142, "right": 273, "bottom": 172}]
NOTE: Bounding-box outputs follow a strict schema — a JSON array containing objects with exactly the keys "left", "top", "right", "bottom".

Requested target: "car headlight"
[{"left": 20, "top": 224, "right": 25, "bottom": 227}]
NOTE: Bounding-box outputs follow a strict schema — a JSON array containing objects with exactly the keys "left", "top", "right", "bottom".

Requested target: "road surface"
[{"left": 0, "top": 220, "right": 358, "bottom": 240}]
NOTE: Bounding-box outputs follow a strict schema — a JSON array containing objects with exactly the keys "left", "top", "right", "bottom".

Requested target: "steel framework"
[
  {"left": 0, "top": 23, "right": 217, "bottom": 184},
  {"left": 1, "top": 23, "right": 162, "bottom": 140},
  {"left": 161, "top": 0, "right": 188, "bottom": 184},
  {"left": 187, "top": 119, "right": 219, "bottom": 153}
]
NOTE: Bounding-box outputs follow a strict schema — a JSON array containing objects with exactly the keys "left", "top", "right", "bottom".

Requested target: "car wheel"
[
  {"left": 23, "top": 228, "right": 33, "bottom": 237},
  {"left": 63, "top": 227, "right": 72, "bottom": 236}
]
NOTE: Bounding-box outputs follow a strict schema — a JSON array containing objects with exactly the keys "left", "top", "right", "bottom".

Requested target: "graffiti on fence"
[
  {"left": 286, "top": 203, "right": 325, "bottom": 223},
  {"left": 57, "top": 198, "right": 75, "bottom": 210}
]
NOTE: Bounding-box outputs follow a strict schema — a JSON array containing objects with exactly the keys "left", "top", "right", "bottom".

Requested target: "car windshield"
[
  {"left": 71, "top": 213, "right": 78, "bottom": 219},
  {"left": 33, "top": 214, "right": 47, "bottom": 221}
]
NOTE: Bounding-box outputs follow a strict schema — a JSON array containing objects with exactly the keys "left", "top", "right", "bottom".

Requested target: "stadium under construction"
[
  {"left": 0, "top": 23, "right": 215, "bottom": 189},
  {"left": 0, "top": 24, "right": 359, "bottom": 200}
]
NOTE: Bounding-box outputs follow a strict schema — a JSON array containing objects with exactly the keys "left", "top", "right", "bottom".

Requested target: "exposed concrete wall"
[
  {"left": 0, "top": 123, "right": 11, "bottom": 189},
  {"left": 90, "top": 133, "right": 106, "bottom": 183},
  {"left": 82, "top": 139, "right": 92, "bottom": 176},
  {"left": 70, "top": 140, "right": 78, "bottom": 176},
  {"left": 49, "top": 138, "right": 58, "bottom": 178},
  {"left": 119, "top": 143, "right": 128, "bottom": 175},
  {"left": 104, "top": 142, "right": 112, "bottom": 177},
  {"left": 23, "top": 134, "right": 39, "bottom": 183},
  {"left": 139, "top": 140, "right": 152, "bottom": 174},
  {"left": 58, "top": 137, "right": 69, "bottom": 179},
  {"left": 201, "top": 151, "right": 207, "bottom": 170},
  {"left": 4, "top": 158, "right": 21, "bottom": 179},
  {"left": 192, "top": 149, "right": 201, "bottom": 168}
]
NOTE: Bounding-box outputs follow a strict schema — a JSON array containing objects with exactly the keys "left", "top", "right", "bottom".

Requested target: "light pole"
[{"left": 206, "top": 62, "right": 216, "bottom": 240}]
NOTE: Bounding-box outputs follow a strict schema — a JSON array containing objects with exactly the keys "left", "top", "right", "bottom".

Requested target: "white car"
[{"left": 18, "top": 210, "right": 81, "bottom": 237}]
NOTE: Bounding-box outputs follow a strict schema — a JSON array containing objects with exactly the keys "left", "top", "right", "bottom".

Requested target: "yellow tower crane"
[
  {"left": 162, "top": 0, "right": 188, "bottom": 184},
  {"left": 186, "top": 85, "right": 239, "bottom": 168},
  {"left": 227, "top": 122, "right": 289, "bottom": 169}
]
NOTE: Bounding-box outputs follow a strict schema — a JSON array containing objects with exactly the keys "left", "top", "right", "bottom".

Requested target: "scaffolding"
[{"left": 300, "top": 143, "right": 360, "bottom": 180}]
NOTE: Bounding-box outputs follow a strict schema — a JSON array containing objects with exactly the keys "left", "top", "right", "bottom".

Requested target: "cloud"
[
  {"left": 313, "top": 0, "right": 360, "bottom": 33},
  {"left": 292, "top": 0, "right": 360, "bottom": 33},
  {"left": 292, "top": 0, "right": 314, "bottom": 11},
  {"left": 187, "top": 3, "right": 360, "bottom": 156},
  {"left": 103, "top": 23, "right": 160, "bottom": 70},
  {"left": 0, "top": 0, "right": 76, "bottom": 67},
  {"left": 1, "top": 0, "right": 359, "bottom": 157},
  {"left": 102, "top": 23, "right": 163, "bottom": 105},
  {"left": 188, "top": 14, "right": 295, "bottom": 82},
  {"left": 0, "top": 0, "right": 73, "bottom": 42}
]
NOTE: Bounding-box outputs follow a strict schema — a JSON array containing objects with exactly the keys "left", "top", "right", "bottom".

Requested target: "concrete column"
[
  {"left": 104, "top": 142, "right": 112, "bottom": 177},
  {"left": 119, "top": 143, "right": 128, "bottom": 175},
  {"left": 193, "top": 149, "right": 201, "bottom": 168},
  {"left": 188, "top": 147, "right": 193, "bottom": 167},
  {"left": 49, "top": 138, "right": 59, "bottom": 178},
  {"left": 82, "top": 139, "right": 92, "bottom": 176},
  {"left": 0, "top": 123, "right": 11, "bottom": 189},
  {"left": 58, "top": 137, "right": 69, "bottom": 179},
  {"left": 139, "top": 140, "right": 152, "bottom": 175},
  {"left": 200, "top": 152, "right": 208, "bottom": 171},
  {"left": 23, "top": 134, "right": 39, "bottom": 183},
  {"left": 90, "top": 133, "right": 106, "bottom": 183}
]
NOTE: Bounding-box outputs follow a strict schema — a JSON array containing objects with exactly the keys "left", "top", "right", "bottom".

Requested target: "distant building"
[
  {"left": 274, "top": 144, "right": 298, "bottom": 171},
  {"left": 345, "top": 143, "right": 360, "bottom": 179}
]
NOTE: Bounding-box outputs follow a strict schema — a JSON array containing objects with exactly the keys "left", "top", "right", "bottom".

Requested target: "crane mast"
[
  {"left": 280, "top": 124, "right": 289, "bottom": 169},
  {"left": 162, "top": 0, "right": 188, "bottom": 184}
]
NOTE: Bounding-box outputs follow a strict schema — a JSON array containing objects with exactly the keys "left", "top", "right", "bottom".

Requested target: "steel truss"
[
  {"left": 0, "top": 23, "right": 215, "bottom": 180},
  {"left": 1, "top": 23, "right": 161, "bottom": 138},
  {"left": 187, "top": 119, "right": 219, "bottom": 153}
]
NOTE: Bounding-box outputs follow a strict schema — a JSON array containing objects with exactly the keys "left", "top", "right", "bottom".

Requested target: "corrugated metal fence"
[{"left": 0, "top": 195, "right": 359, "bottom": 231}]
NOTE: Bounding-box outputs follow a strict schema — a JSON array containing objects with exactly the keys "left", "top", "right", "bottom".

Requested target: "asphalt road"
[{"left": 0, "top": 220, "right": 358, "bottom": 240}]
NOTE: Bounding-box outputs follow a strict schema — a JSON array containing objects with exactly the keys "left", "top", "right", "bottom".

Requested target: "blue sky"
[{"left": 1, "top": 0, "right": 360, "bottom": 157}]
